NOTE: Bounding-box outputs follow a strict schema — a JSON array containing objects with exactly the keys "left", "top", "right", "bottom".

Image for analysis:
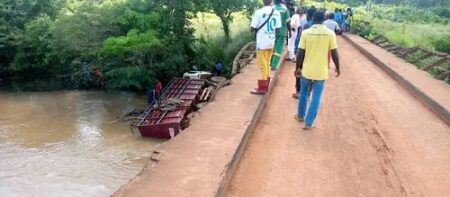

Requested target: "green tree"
[
  {"left": 0, "top": 0, "right": 253, "bottom": 91},
  {"left": 97, "top": 30, "right": 163, "bottom": 90},
  {"left": 11, "top": 17, "right": 55, "bottom": 79},
  {"left": 204, "top": 0, "right": 257, "bottom": 39},
  {"left": 96, "top": 0, "right": 201, "bottom": 90},
  {"left": 0, "top": 0, "right": 63, "bottom": 82}
]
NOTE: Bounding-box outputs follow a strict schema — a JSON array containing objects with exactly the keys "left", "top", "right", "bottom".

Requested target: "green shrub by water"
[{"left": 0, "top": 1, "right": 255, "bottom": 91}]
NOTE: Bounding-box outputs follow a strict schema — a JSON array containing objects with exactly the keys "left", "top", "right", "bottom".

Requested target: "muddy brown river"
[{"left": 0, "top": 91, "right": 162, "bottom": 197}]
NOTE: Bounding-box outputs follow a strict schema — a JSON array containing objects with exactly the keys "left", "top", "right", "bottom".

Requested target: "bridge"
[{"left": 114, "top": 34, "right": 450, "bottom": 197}]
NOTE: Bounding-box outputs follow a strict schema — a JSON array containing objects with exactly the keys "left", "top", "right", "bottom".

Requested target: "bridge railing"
[
  {"left": 371, "top": 35, "right": 450, "bottom": 84},
  {"left": 231, "top": 42, "right": 256, "bottom": 76}
]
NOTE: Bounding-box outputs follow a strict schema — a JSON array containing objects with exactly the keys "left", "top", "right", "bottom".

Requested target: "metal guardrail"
[{"left": 371, "top": 35, "right": 450, "bottom": 82}]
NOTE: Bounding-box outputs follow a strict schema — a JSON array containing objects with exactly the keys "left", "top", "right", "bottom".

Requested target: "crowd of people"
[{"left": 250, "top": 0, "right": 345, "bottom": 130}]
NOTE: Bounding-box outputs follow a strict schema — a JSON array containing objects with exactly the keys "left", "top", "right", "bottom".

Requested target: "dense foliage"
[
  {"left": 0, "top": 0, "right": 255, "bottom": 91},
  {"left": 331, "top": 0, "right": 450, "bottom": 8}
]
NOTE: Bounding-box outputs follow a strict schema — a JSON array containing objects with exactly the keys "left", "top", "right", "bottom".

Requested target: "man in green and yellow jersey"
[{"left": 271, "top": 0, "right": 290, "bottom": 70}]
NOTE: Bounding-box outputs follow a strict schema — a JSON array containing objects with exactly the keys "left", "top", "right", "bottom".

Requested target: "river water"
[{"left": 0, "top": 91, "right": 162, "bottom": 197}]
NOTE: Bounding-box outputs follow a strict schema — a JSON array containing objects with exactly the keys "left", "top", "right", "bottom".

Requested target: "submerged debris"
[{"left": 118, "top": 108, "right": 145, "bottom": 121}]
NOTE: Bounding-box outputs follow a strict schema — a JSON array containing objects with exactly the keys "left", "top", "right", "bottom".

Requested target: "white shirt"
[
  {"left": 291, "top": 13, "right": 301, "bottom": 30},
  {"left": 250, "top": 6, "right": 282, "bottom": 50},
  {"left": 323, "top": 19, "right": 340, "bottom": 32}
]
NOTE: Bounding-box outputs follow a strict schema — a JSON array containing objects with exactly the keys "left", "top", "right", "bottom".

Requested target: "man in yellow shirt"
[{"left": 295, "top": 10, "right": 341, "bottom": 130}]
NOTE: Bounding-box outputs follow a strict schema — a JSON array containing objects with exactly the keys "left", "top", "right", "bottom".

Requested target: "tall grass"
[
  {"left": 192, "top": 12, "right": 250, "bottom": 39},
  {"left": 191, "top": 12, "right": 253, "bottom": 77},
  {"left": 371, "top": 19, "right": 450, "bottom": 49}
]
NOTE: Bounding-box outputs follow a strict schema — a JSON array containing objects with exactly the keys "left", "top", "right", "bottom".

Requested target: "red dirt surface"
[{"left": 225, "top": 37, "right": 450, "bottom": 197}]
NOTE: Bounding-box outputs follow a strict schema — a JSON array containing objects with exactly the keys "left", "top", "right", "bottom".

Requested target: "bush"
[
  {"left": 352, "top": 19, "right": 374, "bottom": 38},
  {"left": 191, "top": 37, "right": 224, "bottom": 72},
  {"left": 370, "top": 5, "right": 448, "bottom": 24},
  {"left": 105, "top": 66, "right": 154, "bottom": 90},
  {"left": 98, "top": 30, "right": 162, "bottom": 61},
  {"left": 433, "top": 35, "right": 450, "bottom": 54},
  {"left": 191, "top": 30, "right": 253, "bottom": 78},
  {"left": 432, "top": 7, "right": 450, "bottom": 19},
  {"left": 191, "top": 12, "right": 253, "bottom": 77}
]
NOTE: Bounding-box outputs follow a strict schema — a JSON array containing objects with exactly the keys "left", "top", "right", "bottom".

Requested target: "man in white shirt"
[
  {"left": 288, "top": 9, "right": 300, "bottom": 61},
  {"left": 323, "top": 12, "right": 340, "bottom": 69},
  {"left": 323, "top": 13, "right": 340, "bottom": 33},
  {"left": 250, "top": 0, "right": 282, "bottom": 95}
]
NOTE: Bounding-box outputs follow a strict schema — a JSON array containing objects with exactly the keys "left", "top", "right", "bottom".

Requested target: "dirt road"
[{"left": 225, "top": 37, "right": 450, "bottom": 197}]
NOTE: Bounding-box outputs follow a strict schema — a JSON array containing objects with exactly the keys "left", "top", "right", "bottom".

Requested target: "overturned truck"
[{"left": 132, "top": 77, "right": 229, "bottom": 139}]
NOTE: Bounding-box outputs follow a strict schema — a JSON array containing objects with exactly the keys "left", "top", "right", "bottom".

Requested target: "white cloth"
[
  {"left": 288, "top": 30, "right": 297, "bottom": 59},
  {"left": 288, "top": 14, "right": 301, "bottom": 59},
  {"left": 288, "top": 13, "right": 301, "bottom": 59},
  {"left": 323, "top": 19, "right": 340, "bottom": 32},
  {"left": 291, "top": 13, "right": 301, "bottom": 30},
  {"left": 250, "top": 6, "right": 282, "bottom": 50}
]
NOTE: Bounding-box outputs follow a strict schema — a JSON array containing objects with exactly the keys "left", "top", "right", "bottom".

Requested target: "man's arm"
[
  {"left": 295, "top": 49, "right": 305, "bottom": 76},
  {"left": 295, "top": 32, "right": 306, "bottom": 76},
  {"left": 331, "top": 49, "right": 340, "bottom": 77}
]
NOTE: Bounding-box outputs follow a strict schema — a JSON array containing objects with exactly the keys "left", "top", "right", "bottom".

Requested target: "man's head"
[
  {"left": 307, "top": 8, "right": 316, "bottom": 20},
  {"left": 289, "top": 7, "right": 296, "bottom": 15},
  {"left": 263, "top": 0, "right": 272, "bottom": 6},
  {"left": 328, "top": 13, "right": 335, "bottom": 20},
  {"left": 274, "top": 0, "right": 282, "bottom": 4},
  {"left": 313, "top": 11, "right": 325, "bottom": 24}
]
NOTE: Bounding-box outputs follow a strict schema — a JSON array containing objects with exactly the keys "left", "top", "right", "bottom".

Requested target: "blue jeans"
[{"left": 297, "top": 77, "right": 325, "bottom": 126}]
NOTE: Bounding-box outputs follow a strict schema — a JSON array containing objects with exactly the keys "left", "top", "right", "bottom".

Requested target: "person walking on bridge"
[
  {"left": 295, "top": 11, "right": 341, "bottom": 130},
  {"left": 324, "top": 13, "right": 340, "bottom": 34},
  {"left": 292, "top": 7, "right": 314, "bottom": 100},
  {"left": 250, "top": 0, "right": 282, "bottom": 95},
  {"left": 288, "top": 8, "right": 300, "bottom": 61},
  {"left": 271, "top": 0, "right": 290, "bottom": 70}
]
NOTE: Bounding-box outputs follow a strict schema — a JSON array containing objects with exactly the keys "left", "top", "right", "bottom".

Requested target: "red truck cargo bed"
[{"left": 134, "top": 78, "right": 206, "bottom": 139}]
